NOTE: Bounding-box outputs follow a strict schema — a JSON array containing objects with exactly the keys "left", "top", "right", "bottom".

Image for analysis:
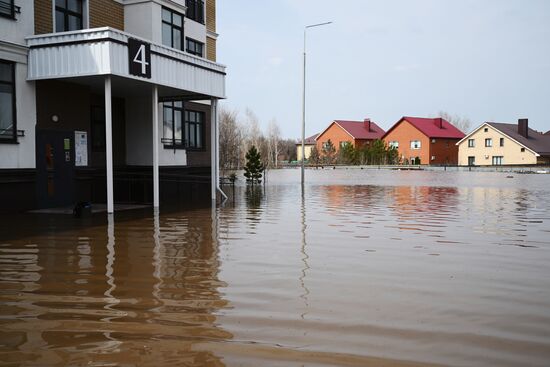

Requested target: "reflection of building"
[
  {"left": 316, "top": 118, "right": 385, "bottom": 153},
  {"left": 456, "top": 119, "right": 550, "bottom": 166},
  {"left": 4, "top": 209, "right": 230, "bottom": 364},
  {"left": 296, "top": 133, "right": 318, "bottom": 161},
  {"left": 382, "top": 117, "right": 465, "bottom": 165},
  {"left": 0, "top": 0, "right": 225, "bottom": 213}
]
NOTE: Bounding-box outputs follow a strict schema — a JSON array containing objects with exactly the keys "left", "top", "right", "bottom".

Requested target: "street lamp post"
[{"left": 301, "top": 21, "right": 332, "bottom": 186}]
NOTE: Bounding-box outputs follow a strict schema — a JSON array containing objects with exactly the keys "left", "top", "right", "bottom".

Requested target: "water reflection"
[
  {"left": 0, "top": 208, "right": 231, "bottom": 366},
  {"left": 299, "top": 186, "right": 310, "bottom": 318}
]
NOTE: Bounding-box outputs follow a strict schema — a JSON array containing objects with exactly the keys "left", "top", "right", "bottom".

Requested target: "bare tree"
[
  {"left": 266, "top": 119, "right": 281, "bottom": 168},
  {"left": 438, "top": 111, "right": 472, "bottom": 134},
  {"left": 219, "top": 107, "right": 242, "bottom": 170}
]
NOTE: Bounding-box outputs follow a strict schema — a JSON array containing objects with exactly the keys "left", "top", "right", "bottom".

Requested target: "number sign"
[{"left": 128, "top": 38, "right": 151, "bottom": 78}]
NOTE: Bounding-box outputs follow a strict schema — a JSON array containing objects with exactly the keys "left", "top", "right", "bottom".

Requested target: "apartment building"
[{"left": 0, "top": 0, "right": 225, "bottom": 213}]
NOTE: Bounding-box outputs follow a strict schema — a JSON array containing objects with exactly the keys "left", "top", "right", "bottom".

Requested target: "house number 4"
[{"left": 128, "top": 38, "right": 151, "bottom": 79}]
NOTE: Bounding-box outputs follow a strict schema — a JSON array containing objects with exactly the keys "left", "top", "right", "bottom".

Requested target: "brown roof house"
[
  {"left": 457, "top": 119, "right": 550, "bottom": 166},
  {"left": 296, "top": 133, "right": 319, "bottom": 161}
]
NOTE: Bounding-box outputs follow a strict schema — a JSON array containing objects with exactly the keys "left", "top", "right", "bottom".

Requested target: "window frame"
[
  {"left": 389, "top": 141, "right": 399, "bottom": 149},
  {"left": 185, "top": 0, "right": 204, "bottom": 24},
  {"left": 0, "top": 0, "right": 18, "bottom": 19},
  {"left": 162, "top": 6, "right": 185, "bottom": 51},
  {"left": 485, "top": 138, "right": 492, "bottom": 147},
  {"left": 499, "top": 137, "right": 504, "bottom": 147},
  {"left": 184, "top": 109, "right": 205, "bottom": 150},
  {"left": 55, "top": 0, "right": 84, "bottom": 33},
  {"left": 185, "top": 37, "right": 204, "bottom": 57},
  {"left": 162, "top": 101, "right": 185, "bottom": 149},
  {"left": 468, "top": 139, "right": 475, "bottom": 148},
  {"left": 492, "top": 156, "right": 503, "bottom": 165},
  {"left": 410, "top": 140, "right": 421, "bottom": 150},
  {"left": 0, "top": 60, "right": 17, "bottom": 144}
]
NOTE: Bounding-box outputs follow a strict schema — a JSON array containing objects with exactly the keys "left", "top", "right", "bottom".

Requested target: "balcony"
[{"left": 26, "top": 27, "right": 226, "bottom": 99}]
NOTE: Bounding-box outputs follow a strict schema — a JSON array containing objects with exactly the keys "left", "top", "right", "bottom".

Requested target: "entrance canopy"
[
  {"left": 26, "top": 27, "right": 225, "bottom": 213},
  {"left": 26, "top": 27, "right": 226, "bottom": 100}
]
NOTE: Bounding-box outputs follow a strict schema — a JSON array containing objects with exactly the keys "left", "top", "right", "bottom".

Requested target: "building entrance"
[{"left": 36, "top": 130, "right": 75, "bottom": 208}]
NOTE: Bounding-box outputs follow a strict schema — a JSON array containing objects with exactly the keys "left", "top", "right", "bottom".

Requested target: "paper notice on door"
[{"left": 75, "top": 131, "right": 88, "bottom": 166}]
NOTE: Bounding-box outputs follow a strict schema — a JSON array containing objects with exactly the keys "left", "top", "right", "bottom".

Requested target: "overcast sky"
[{"left": 217, "top": 0, "right": 550, "bottom": 139}]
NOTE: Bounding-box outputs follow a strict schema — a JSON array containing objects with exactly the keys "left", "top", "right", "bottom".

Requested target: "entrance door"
[
  {"left": 36, "top": 130, "right": 75, "bottom": 208},
  {"left": 468, "top": 156, "right": 475, "bottom": 166}
]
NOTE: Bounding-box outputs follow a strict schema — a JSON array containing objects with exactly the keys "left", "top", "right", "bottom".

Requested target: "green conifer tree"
[{"left": 244, "top": 145, "right": 265, "bottom": 184}]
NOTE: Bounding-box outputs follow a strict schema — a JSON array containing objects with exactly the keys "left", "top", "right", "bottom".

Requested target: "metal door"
[{"left": 36, "top": 130, "right": 75, "bottom": 208}]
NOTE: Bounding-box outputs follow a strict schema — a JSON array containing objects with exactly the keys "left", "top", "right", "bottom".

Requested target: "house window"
[
  {"left": 410, "top": 140, "right": 421, "bottom": 149},
  {"left": 468, "top": 139, "right": 475, "bottom": 147},
  {"left": 0, "top": 0, "right": 17, "bottom": 19},
  {"left": 520, "top": 147, "right": 525, "bottom": 152},
  {"left": 163, "top": 101, "right": 183, "bottom": 148},
  {"left": 162, "top": 7, "right": 184, "bottom": 50},
  {"left": 484, "top": 127, "right": 488, "bottom": 132},
  {"left": 55, "top": 0, "right": 84, "bottom": 32},
  {"left": 485, "top": 138, "right": 492, "bottom": 147},
  {"left": 185, "top": 110, "right": 204, "bottom": 149},
  {"left": 492, "top": 156, "right": 503, "bottom": 165},
  {"left": 185, "top": 0, "right": 204, "bottom": 24},
  {"left": 389, "top": 141, "right": 399, "bottom": 149},
  {"left": 0, "top": 60, "right": 16, "bottom": 143},
  {"left": 186, "top": 38, "right": 204, "bottom": 57},
  {"left": 339, "top": 141, "right": 351, "bottom": 149}
]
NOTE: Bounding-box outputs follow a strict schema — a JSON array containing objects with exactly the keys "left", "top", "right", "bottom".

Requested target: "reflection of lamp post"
[{"left": 301, "top": 21, "right": 332, "bottom": 186}]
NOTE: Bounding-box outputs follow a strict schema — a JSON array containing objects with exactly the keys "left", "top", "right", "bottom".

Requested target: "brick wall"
[
  {"left": 383, "top": 120, "right": 430, "bottom": 164},
  {"left": 206, "top": 0, "right": 216, "bottom": 33},
  {"left": 316, "top": 122, "right": 354, "bottom": 154},
  {"left": 35, "top": 0, "right": 53, "bottom": 34},
  {"left": 89, "top": 0, "right": 124, "bottom": 31},
  {"left": 206, "top": 37, "right": 216, "bottom": 61},
  {"left": 205, "top": 0, "right": 216, "bottom": 61}
]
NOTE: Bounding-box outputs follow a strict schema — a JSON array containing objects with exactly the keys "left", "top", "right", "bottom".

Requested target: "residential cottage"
[
  {"left": 382, "top": 116, "right": 465, "bottom": 165},
  {"left": 315, "top": 118, "right": 385, "bottom": 154},
  {"left": 296, "top": 133, "right": 318, "bottom": 161},
  {"left": 456, "top": 119, "right": 550, "bottom": 166}
]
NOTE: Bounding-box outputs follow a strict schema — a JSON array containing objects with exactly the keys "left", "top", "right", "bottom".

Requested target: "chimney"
[
  {"left": 434, "top": 117, "right": 443, "bottom": 129},
  {"left": 518, "top": 118, "right": 528, "bottom": 138},
  {"left": 364, "top": 118, "right": 371, "bottom": 132}
]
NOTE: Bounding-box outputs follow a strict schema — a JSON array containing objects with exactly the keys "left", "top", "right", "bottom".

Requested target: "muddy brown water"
[{"left": 1, "top": 169, "right": 550, "bottom": 366}]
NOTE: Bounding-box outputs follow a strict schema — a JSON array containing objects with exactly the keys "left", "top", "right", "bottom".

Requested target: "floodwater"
[{"left": 1, "top": 169, "right": 550, "bottom": 366}]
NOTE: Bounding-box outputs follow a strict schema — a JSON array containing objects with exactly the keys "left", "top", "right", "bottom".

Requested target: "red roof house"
[
  {"left": 316, "top": 118, "right": 385, "bottom": 153},
  {"left": 382, "top": 116, "right": 465, "bottom": 165}
]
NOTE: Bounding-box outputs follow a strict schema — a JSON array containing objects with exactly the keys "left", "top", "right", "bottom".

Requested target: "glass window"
[
  {"left": 468, "top": 139, "right": 475, "bottom": 147},
  {"left": 410, "top": 140, "right": 421, "bottom": 149},
  {"left": 492, "top": 156, "right": 503, "bottom": 165},
  {"left": 485, "top": 138, "right": 492, "bottom": 147},
  {"left": 185, "top": 110, "right": 205, "bottom": 149},
  {"left": 161, "top": 7, "right": 184, "bottom": 50},
  {"left": 186, "top": 38, "right": 204, "bottom": 57},
  {"left": 163, "top": 102, "right": 184, "bottom": 147},
  {"left": 389, "top": 141, "right": 399, "bottom": 148},
  {"left": 55, "top": 0, "right": 83, "bottom": 32},
  {"left": 500, "top": 138, "right": 504, "bottom": 147},
  {"left": 0, "top": 0, "right": 16, "bottom": 19},
  {"left": 185, "top": 0, "right": 204, "bottom": 23},
  {"left": 0, "top": 60, "right": 16, "bottom": 143}
]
